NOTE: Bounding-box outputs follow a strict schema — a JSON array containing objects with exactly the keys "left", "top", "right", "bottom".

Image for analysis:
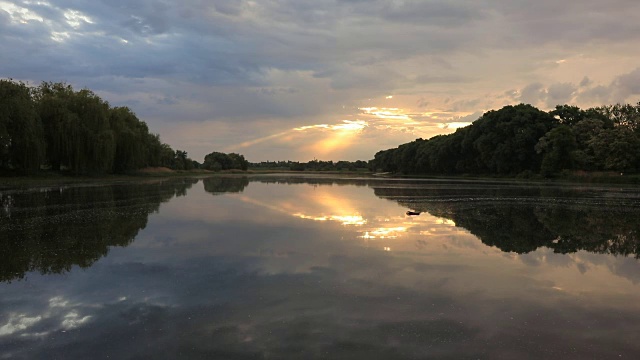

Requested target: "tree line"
[
  {"left": 370, "top": 103, "right": 640, "bottom": 177},
  {"left": 0, "top": 79, "right": 206, "bottom": 174}
]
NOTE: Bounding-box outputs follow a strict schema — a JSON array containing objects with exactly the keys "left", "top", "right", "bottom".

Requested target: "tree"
[
  {"left": 550, "top": 105, "right": 585, "bottom": 126},
  {"left": 34, "top": 82, "right": 115, "bottom": 174},
  {"left": 109, "top": 107, "right": 150, "bottom": 173},
  {"left": 598, "top": 103, "right": 640, "bottom": 132},
  {"left": 588, "top": 127, "right": 640, "bottom": 172},
  {"left": 227, "top": 153, "right": 249, "bottom": 171},
  {"left": 0, "top": 79, "right": 44, "bottom": 173},
  {"left": 536, "top": 125, "right": 577, "bottom": 176},
  {"left": 203, "top": 151, "right": 249, "bottom": 171}
]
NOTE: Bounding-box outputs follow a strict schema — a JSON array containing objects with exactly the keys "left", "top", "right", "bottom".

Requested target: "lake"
[{"left": 1, "top": 175, "right": 640, "bottom": 359}]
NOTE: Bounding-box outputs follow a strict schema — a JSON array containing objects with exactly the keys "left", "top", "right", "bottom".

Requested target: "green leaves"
[
  {"left": 372, "top": 102, "right": 640, "bottom": 176},
  {"left": 0, "top": 79, "right": 44, "bottom": 173},
  {"left": 203, "top": 151, "right": 248, "bottom": 171},
  {"left": 1, "top": 80, "right": 185, "bottom": 175}
]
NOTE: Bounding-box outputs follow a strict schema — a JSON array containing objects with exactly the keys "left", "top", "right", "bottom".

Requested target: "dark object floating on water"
[{"left": 406, "top": 211, "right": 421, "bottom": 216}]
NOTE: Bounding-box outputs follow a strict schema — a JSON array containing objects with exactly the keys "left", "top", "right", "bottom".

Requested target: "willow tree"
[
  {"left": 109, "top": 106, "right": 151, "bottom": 172},
  {"left": 67, "top": 88, "right": 115, "bottom": 174},
  {"left": 0, "top": 79, "right": 44, "bottom": 173},
  {"left": 34, "top": 82, "right": 115, "bottom": 174}
]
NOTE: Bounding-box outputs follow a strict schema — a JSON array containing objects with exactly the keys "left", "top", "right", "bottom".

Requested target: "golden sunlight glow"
[
  {"left": 239, "top": 188, "right": 367, "bottom": 227},
  {"left": 230, "top": 101, "right": 475, "bottom": 156},
  {"left": 234, "top": 120, "right": 367, "bottom": 153},
  {"left": 235, "top": 185, "right": 472, "bottom": 247},
  {"left": 235, "top": 130, "right": 291, "bottom": 148},
  {"left": 294, "top": 120, "right": 367, "bottom": 132},
  {"left": 361, "top": 227, "right": 408, "bottom": 239},
  {"left": 293, "top": 213, "right": 366, "bottom": 226},
  {"left": 308, "top": 131, "right": 352, "bottom": 155},
  {"left": 303, "top": 120, "right": 367, "bottom": 156},
  {"left": 437, "top": 122, "right": 471, "bottom": 130},
  {"left": 435, "top": 218, "right": 456, "bottom": 226},
  {"left": 359, "top": 106, "right": 473, "bottom": 135},
  {"left": 360, "top": 107, "right": 412, "bottom": 121}
]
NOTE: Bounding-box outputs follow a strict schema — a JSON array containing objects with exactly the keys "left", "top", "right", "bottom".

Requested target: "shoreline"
[{"left": 2, "top": 169, "right": 639, "bottom": 191}]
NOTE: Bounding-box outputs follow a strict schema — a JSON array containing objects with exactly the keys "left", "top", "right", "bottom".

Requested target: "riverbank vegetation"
[
  {"left": 0, "top": 79, "right": 205, "bottom": 175},
  {"left": 5, "top": 78, "right": 640, "bottom": 182},
  {"left": 371, "top": 103, "right": 640, "bottom": 178}
]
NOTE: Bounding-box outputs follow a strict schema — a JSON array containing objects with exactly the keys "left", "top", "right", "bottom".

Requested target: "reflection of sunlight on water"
[
  {"left": 361, "top": 227, "right": 407, "bottom": 239},
  {"left": 436, "top": 218, "right": 456, "bottom": 226},
  {"left": 237, "top": 185, "right": 468, "bottom": 246},
  {"left": 293, "top": 213, "right": 366, "bottom": 226}
]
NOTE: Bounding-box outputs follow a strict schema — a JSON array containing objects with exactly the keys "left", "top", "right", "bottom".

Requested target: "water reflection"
[
  {"left": 202, "top": 176, "right": 249, "bottom": 195},
  {"left": 0, "top": 179, "right": 200, "bottom": 283},
  {"left": 373, "top": 183, "right": 640, "bottom": 257},
  {"left": 1, "top": 176, "right": 640, "bottom": 359}
]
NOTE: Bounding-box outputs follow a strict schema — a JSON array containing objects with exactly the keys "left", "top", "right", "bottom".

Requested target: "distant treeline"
[
  {"left": 0, "top": 79, "right": 203, "bottom": 174},
  {"left": 371, "top": 103, "right": 640, "bottom": 177},
  {"left": 250, "top": 159, "right": 369, "bottom": 171}
]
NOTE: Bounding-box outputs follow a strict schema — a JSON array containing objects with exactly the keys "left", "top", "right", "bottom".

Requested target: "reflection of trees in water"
[
  {"left": 202, "top": 176, "right": 249, "bottom": 194},
  {"left": 373, "top": 185, "right": 640, "bottom": 257},
  {"left": 0, "top": 178, "right": 198, "bottom": 283}
]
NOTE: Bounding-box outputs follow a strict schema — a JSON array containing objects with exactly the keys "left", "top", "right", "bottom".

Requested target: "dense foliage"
[
  {"left": 1, "top": 79, "right": 198, "bottom": 174},
  {"left": 371, "top": 103, "right": 640, "bottom": 176},
  {"left": 203, "top": 151, "right": 249, "bottom": 171}
]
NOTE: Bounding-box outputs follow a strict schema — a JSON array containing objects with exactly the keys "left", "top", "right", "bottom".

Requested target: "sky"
[{"left": 2, "top": 0, "right": 640, "bottom": 162}]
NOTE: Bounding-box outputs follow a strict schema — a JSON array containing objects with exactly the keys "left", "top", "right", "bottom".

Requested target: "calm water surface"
[{"left": 1, "top": 176, "right": 640, "bottom": 359}]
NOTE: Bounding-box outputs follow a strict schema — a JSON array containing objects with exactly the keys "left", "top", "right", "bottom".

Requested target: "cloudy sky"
[{"left": 2, "top": 0, "right": 640, "bottom": 162}]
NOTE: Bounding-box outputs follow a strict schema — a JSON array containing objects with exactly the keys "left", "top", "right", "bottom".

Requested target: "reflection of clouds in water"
[
  {"left": 3, "top": 255, "right": 640, "bottom": 359},
  {"left": 0, "top": 296, "right": 92, "bottom": 338},
  {"left": 509, "top": 249, "right": 640, "bottom": 299},
  {"left": 5, "top": 179, "right": 640, "bottom": 357},
  {"left": 0, "top": 314, "right": 42, "bottom": 336}
]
